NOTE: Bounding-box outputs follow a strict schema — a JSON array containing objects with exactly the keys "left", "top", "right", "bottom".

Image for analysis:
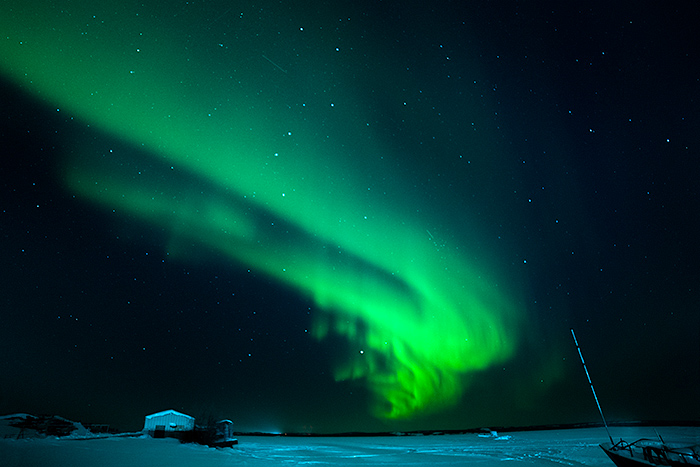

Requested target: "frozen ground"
[{"left": 1, "top": 426, "right": 698, "bottom": 467}]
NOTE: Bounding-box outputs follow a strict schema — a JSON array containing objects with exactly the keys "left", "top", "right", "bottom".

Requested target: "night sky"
[{"left": 1, "top": 1, "right": 699, "bottom": 434}]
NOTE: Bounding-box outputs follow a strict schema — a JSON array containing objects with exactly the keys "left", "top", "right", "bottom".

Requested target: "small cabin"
[
  {"left": 212, "top": 419, "right": 238, "bottom": 447},
  {"left": 143, "top": 409, "right": 195, "bottom": 438},
  {"left": 215, "top": 419, "right": 234, "bottom": 440}
]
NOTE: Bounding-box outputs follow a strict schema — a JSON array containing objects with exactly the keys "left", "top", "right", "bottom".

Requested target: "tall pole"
[{"left": 571, "top": 329, "right": 614, "bottom": 445}]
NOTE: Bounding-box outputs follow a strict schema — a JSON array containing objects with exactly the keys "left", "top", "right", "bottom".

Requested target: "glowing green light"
[{"left": 1, "top": 4, "right": 522, "bottom": 420}]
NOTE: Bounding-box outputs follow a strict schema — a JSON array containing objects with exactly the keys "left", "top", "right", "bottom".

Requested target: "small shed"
[
  {"left": 212, "top": 419, "right": 238, "bottom": 447},
  {"left": 215, "top": 419, "right": 234, "bottom": 440},
  {"left": 143, "top": 410, "right": 195, "bottom": 437}
]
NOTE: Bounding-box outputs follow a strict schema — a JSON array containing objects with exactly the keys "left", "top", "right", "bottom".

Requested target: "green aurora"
[{"left": 1, "top": 3, "right": 522, "bottom": 421}]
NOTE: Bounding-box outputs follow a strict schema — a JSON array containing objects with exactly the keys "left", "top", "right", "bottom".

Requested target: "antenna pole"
[{"left": 571, "top": 328, "right": 614, "bottom": 445}]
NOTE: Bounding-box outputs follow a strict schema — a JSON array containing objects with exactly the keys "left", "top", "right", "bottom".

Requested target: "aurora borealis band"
[
  {"left": 3, "top": 1, "right": 699, "bottom": 433},
  {"left": 1, "top": 1, "right": 521, "bottom": 422}
]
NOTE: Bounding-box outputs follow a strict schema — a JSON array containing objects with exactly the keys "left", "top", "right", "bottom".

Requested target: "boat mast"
[{"left": 571, "top": 328, "right": 614, "bottom": 445}]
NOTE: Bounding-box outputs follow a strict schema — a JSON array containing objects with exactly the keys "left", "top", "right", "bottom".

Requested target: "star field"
[{"left": 1, "top": 1, "right": 698, "bottom": 433}]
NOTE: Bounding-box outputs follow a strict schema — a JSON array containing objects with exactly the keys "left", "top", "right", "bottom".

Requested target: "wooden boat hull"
[
  {"left": 601, "top": 443, "right": 663, "bottom": 467},
  {"left": 601, "top": 440, "right": 700, "bottom": 467}
]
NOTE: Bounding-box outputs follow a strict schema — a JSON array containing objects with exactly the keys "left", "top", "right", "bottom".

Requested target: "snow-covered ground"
[{"left": 1, "top": 426, "right": 698, "bottom": 467}]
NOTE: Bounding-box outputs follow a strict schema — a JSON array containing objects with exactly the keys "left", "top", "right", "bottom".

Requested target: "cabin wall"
[{"left": 143, "top": 411, "right": 195, "bottom": 434}]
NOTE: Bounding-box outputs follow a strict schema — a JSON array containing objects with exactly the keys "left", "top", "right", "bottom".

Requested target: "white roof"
[{"left": 145, "top": 409, "right": 194, "bottom": 420}]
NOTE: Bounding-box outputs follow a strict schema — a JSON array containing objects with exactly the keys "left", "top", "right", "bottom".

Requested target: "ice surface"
[{"left": 1, "top": 427, "right": 698, "bottom": 467}]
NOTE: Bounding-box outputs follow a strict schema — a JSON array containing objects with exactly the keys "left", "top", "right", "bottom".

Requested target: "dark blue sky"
[{"left": 1, "top": 1, "right": 698, "bottom": 433}]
